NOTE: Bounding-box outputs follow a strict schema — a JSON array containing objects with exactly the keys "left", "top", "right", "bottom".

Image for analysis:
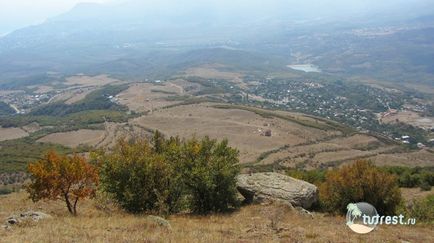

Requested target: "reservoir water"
[{"left": 287, "top": 64, "right": 321, "bottom": 73}]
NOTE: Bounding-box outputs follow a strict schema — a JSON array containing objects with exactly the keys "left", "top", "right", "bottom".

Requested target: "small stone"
[
  {"left": 7, "top": 218, "right": 19, "bottom": 225},
  {"left": 146, "top": 215, "right": 172, "bottom": 231}
]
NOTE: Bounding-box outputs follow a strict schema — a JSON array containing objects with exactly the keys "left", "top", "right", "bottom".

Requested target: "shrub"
[
  {"left": 179, "top": 137, "right": 240, "bottom": 214},
  {"left": 287, "top": 169, "right": 326, "bottom": 186},
  {"left": 95, "top": 133, "right": 241, "bottom": 215},
  {"left": 419, "top": 182, "right": 432, "bottom": 191},
  {"left": 26, "top": 151, "right": 99, "bottom": 215},
  {"left": 320, "top": 160, "right": 402, "bottom": 215},
  {"left": 407, "top": 195, "right": 434, "bottom": 224},
  {"left": 0, "top": 187, "right": 13, "bottom": 195},
  {"left": 95, "top": 138, "right": 182, "bottom": 215},
  {"left": 383, "top": 166, "right": 434, "bottom": 188},
  {"left": 399, "top": 171, "right": 421, "bottom": 187}
]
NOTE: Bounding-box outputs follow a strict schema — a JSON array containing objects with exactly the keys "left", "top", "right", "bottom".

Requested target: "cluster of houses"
[
  {"left": 0, "top": 92, "right": 54, "bottom": 115},
  {"left": 395, "top": 135, "right": 429, "bottom": 148}
]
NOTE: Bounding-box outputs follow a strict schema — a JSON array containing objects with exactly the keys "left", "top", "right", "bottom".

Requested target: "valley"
[
  {"left": 0, "top": 1, "right": 433, "bottom": 242},
  {"left": 1, "top": 67, "right": 433, "bottom": 175}
]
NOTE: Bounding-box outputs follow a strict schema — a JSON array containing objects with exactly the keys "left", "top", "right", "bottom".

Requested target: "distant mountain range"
[{"left": 0, "top": 0, "right": 433, "bottom": 88}]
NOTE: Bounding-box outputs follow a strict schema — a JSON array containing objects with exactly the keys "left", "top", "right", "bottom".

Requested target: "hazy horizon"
[
  {"left": 1, "top": 0, "right": 434, "bottom": 36},
  {"left": 0, "top": 0, "right": 110, "bottom": 35}
]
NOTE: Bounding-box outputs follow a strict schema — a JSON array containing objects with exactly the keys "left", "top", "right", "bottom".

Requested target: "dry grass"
[
  {"left": 381, "top": 110, "right": 434, "bottom": 130},
  {"left": 117, "top": 83, "right": 184, "bottom": 113},
  {"left": 64, "top": 89, "right": 95, "bottom": 104},
  {"left": 65, "top": 75, "right": 124, "bottom": 87},
  {"left": 27, "top": 85, "right": 55, "bottom": 94},
  {"left": 0, "top": 127, "right": 28, "bottom": 142},
  {"left": 37, "top": 130, "right": 106, "bottom": 148},
  {"left": 183, "top": 64, "right": 247, "bottom": 89},
  {"left": 367, "top": 150, "right": 434, "bottom": 167},
  {"left": 401, "top": 187, "right": 434, "bottom": 203},
  {"left": 1, "top": 192, "right": 433, "bottom": 243},
  {"left": 130, "top": 104, "right": 332, "bottom": 163},
  {"left": 184, "top": 65, "right": 242, "bottom": 80}
]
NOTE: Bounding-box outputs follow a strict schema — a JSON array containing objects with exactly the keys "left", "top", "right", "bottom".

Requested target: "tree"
[{"left": 26, "top": 151, "right": 99, "bottom": 215}]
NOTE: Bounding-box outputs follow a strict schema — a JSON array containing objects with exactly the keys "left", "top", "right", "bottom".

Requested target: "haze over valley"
[{"left": 0, "top": 1, "right": 433, "bottom": 242}]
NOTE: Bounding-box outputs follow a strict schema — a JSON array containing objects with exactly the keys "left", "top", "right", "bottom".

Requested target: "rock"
[
  {"left": 21, "top": 211, "right": 52, "bottom": 221},
  {"left": 4, "top": 211, "right": 52, "bottom": 227},
  {"left": 295, "top": 206, "right": 314, "bottom": 218},
  {"left": 6, "top": 218, "right": 19, "bottom": 225},
  {"left": 236, "top": 172, "right": 318, "bottom": 209},
  {"left": 146, "top": 215, "right": 172, "bottom": 231},
  {"left": 1, "top": 224, "right": 11, "bottom": 230}
]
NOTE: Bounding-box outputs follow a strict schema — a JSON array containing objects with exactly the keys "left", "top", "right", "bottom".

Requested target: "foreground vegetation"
[
  {"left": 24, "top": 132, "right": 240, "bottom": 216},
  {"left": 1, "top": 192, "right": 433, "bottom": 243},
  {"left": 1, "top": 135, "right": 432, "bottom": 242},
  {"left": 0, "top": 85, "right": 133, "bottom": 128},
  {"left": 0, "top": 85, "right": 137, "bottom": 174},
  {"left": 288, "top": 162, "right": 434, "bottom": 223}
]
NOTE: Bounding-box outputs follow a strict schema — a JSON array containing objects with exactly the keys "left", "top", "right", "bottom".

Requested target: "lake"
[{"left": 287, "top": 64, "right": 322, "bottom": 73}]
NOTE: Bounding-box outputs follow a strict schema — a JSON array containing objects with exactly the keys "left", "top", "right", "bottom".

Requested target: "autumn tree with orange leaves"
[{"left": 26, "top": 151, "right": 99, "bottom": 215}]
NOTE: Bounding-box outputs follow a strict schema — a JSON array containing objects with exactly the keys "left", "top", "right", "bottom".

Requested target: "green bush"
[
  {"left": 95, "top": 132, "right": 240, "bottom": 215},
  {"left": 383, "top": 166, "right": 434, "bottom": 188},
  {"left": 179, "top": 137, "right": 240, "bottom": 214},
  {"left": 287, "top": 169, "right": 326, "bottom": 186},
  {"left": 419, "top": 182, "right": 432, "bottom": 191},
  {"left": 320, "top": 160, "right": 402, "bottom": 215},
  {"left": 0, "top": 187, "right": 13, "bottom": 195},
  {"left": 407, "top": 195, "right": 434, "bottom": 224},
  {"left": 95, "top": 138, "right": 182, "bottom": 215}
]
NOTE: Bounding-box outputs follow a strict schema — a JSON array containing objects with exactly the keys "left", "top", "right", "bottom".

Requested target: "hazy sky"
[
  {"left": 1, "top": 0, "right": 433, "bottom": 36},
  {"left": 0, "top": 0, "right": 109, "bottom": 35}
]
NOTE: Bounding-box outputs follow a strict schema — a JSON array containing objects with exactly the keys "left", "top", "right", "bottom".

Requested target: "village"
[{"left": 250, "top": 78, "right": 434, "bottom": 146}]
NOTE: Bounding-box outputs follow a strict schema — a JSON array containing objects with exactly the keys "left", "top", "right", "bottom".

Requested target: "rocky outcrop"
[
  {"left": 236, "top": 172, "right": 318, "bottom": 209},
  {"left": 3, "top": 211, "right": 52, "bottom": 228}
]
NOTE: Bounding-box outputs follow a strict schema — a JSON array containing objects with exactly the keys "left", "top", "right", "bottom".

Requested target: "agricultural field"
[
  {"left": 0, "top": 127, "right": 28, "bottom": 142},
  {"left": 380, "top": 110, "right": 434, "bottom": 131},
  {"left": 64, "top": 75, "right": 125, "bottom": 87},
  {"left": 131, "top": 103, "right": 346, "bottom": 163},
  {"left": 1, "top": 71, "right": 433, "bottom": 174},
  {"left": 117, "top": 82, "right": 186, "bottom": 112},
  {"left": 37, "top": 129, "right": 106, "bottom": 148},
  {"left": 182, "top": 64, "right": 247, "bottom": 89}
]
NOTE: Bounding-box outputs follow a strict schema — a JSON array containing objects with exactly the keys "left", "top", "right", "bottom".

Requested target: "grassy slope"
[{"left": 0, "top": 192, "right": 433, "bottom": 242}]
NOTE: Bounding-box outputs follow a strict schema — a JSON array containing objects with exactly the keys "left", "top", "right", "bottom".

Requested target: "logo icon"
[{"left": 346, "top": 202, "right": 378, "bottom": 234}]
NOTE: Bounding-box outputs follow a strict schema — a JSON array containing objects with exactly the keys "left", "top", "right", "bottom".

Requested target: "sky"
[
  {"left": 1, "top": 0, "right": 433, "bottom": 36},
  {"left": 0, "top": 0, "right": 109, "bottom": 35}
]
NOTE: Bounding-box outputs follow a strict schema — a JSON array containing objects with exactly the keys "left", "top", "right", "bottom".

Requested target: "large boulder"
[{"left": 236, "top": 172, "right": 318, "bottom": 209}]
